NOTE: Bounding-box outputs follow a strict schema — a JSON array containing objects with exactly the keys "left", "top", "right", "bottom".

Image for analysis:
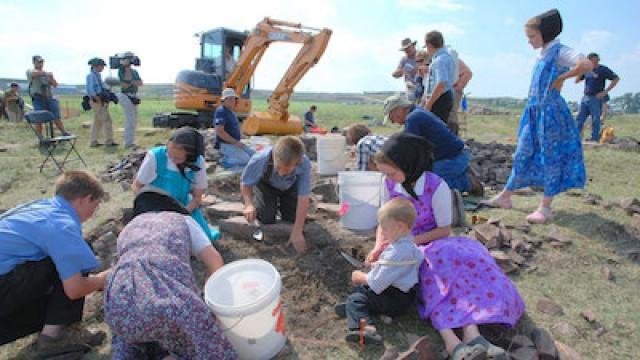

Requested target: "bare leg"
[
  {"left": 541, "top": 196, "right": 553, "bottom": 209},
  {"left": 54, "top": 119, "right": 67, "bottom": 134},
  {"left": 439, "top": 328, "right": 462, "bottom": 355},
  {"left": 485, "top": 189, "right": 513, "bottom": 209},
  {"left": 461, "top": 324, "right": 482, "bottom": 343}
]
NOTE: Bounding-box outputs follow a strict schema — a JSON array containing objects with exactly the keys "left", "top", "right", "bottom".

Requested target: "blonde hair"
[
  {"left": 377, "top": 197, "right": 417, "bottom": 229},
  {"left": 55, "top": 170, "right": 104, "bottom": 201},
  {"left": 273, "top": 136, "right": 305, "bottom": 166},
  {"left": 346, "top": 124, "right": 371, "bottom": 146},
  {"left": 525, "top": 16, "right": 541, "bottom": 30}
]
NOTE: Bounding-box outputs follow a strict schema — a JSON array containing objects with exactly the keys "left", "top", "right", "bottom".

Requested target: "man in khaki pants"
[{"left": 86, "top": 58, "right": 116, "bottom": 147}]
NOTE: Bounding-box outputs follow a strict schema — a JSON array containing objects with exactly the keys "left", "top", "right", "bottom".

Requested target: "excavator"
[{"left": 154, "top": 17, "right": 332, "bottom": 135}]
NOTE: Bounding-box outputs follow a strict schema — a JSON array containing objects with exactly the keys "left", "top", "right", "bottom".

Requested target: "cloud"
[
  {"left": 396, "top": 0, "right": 470, "bottom": 12},
  {"left": 578, "top": 30, "right": 613, "bottom": 54}
]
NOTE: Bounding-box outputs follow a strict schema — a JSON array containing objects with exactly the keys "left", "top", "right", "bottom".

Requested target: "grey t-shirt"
[
  {"left": 26, "top": 69, "right": 52, "bottom": 97},
  {"left": 398, "top": 56, "right": 417, "bottom": 84},
  {"left": 241, "top": 147, "right": 312, "bottom": 196}
]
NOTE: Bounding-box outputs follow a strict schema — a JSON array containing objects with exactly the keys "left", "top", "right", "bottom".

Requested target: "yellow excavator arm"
[{"left": 225, "top": 17, "right": 332, "bottom": 135}]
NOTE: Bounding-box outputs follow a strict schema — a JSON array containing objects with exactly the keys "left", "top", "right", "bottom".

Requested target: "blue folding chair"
[{"left": 24, "top": 110, "right": 86, "bottom": 173}]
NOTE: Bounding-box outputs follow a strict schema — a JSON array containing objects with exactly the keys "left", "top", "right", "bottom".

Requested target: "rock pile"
[
  {"left": 466, "top": 140, "right": 516, "bottom": 188},
  {"left": 99, "top": 150, "right": 147, "bottom": 186}
]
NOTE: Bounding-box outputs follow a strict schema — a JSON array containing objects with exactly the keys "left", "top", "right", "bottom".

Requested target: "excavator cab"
[{"left": 173, "top": 28, "right": 252, "bottom": 124}]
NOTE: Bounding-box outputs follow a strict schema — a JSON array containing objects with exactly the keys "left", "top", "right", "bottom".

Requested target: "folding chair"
[{"left": 24, "top": 110, "right": 87, "bottom": 173}]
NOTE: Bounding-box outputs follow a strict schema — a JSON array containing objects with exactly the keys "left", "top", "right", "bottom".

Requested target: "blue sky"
[{"left": 1, "top": 0, "right": 638, "bottom": 101}]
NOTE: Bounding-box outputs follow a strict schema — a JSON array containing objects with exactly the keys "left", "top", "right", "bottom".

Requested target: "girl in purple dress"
[
  {"left": 104, "top": 190, "right": 238, "bottom": 359},
  {"left": 370, "top": 133, "right": 525, "bottom": 360}
]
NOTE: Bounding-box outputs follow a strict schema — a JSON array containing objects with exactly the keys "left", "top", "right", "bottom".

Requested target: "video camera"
[{"left": 109, "top": 52, "right": 141, "bottom": 69}]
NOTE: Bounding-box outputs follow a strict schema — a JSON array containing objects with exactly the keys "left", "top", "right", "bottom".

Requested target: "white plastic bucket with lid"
[
  {"left": 317, "top": 135, "right": 346, "bottom": 176},
  {"left": 204, "top": 259, "right": 285, "bottom": 360},
  {"left": 338, "top": 171, "right": 384, "bottom": 230},
  {"left": 250, "top": 136, "right": 272, "bottom": 152}
]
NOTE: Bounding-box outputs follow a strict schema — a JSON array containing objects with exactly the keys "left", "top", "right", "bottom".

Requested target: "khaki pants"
[
  {"left": 89, "top": 101, "right": 114, "bottom": 145},
  {"left": 448, "top": 90, "right": 463, "bottom": 136},
  {"left": 6, "top": 111, "right": 22, "bottom": 122}
]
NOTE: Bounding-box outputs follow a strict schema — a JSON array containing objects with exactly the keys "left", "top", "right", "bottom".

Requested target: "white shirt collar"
[
  {"left": 540, "top": 39, "right": 560, "bottom": 58},
  {"left": 393, "top": 172, "right": 426, "bottom": 196}
]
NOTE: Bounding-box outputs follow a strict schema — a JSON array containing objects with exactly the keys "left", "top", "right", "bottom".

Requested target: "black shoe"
[
  {"left": 105, "top": 142, "right": 119, "bottom": 147},
  {"left": 334, "top": 303, "right": 346, "bottom": 318}
]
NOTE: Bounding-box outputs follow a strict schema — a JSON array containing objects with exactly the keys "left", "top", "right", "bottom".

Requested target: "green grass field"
[{"left": 1, "top": 98, "right": 639, "bottom": 359}]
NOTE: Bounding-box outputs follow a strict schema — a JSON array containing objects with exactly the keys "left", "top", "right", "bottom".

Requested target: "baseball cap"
[
  {"left": 88, "top": 57, "right": 106, "bottom": 66},
  {"left": 383, "top": 94, "right": 412, "bottom": 124},
  {"left": 32, "top": 55, "right": 44, "bottom": 63},
  {"left": 221, "top": 88, "right": 238, "bottom": 100}
]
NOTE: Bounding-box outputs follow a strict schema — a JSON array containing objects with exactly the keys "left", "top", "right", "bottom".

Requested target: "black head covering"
[
  {"left": 169, "top": 127, "right": 205, "bottom": 179},
  {"left": 380, "top": 132, "right": 434, "bottom": 199},
  {"left": 133, "top": 191, "right": 190, "bottom": 218},
  {"left": 536, "top": 9, "right": 563, "bottom": 44}
]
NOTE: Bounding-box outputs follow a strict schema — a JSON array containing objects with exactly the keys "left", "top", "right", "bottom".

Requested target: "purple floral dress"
[
  {"left": 104, "top": 212, "right": 237, "bottom": 359},
  {"left": 386, "top": 172, "right": 525, "bottom": 330}
]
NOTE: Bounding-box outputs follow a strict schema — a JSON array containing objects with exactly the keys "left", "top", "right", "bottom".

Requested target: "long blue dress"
[
  {"left": 149, "top": 146, "right": 218, "bottom": 240},
  {"left": 505, "top": 43, "right": 586, "bottom": 197}
]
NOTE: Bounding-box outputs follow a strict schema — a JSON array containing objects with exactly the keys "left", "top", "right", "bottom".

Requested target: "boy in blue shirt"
[
  {"left": 240, "top": 136, "right": 311, "bottom": 253},
  {"left": 0, "top": 171, "right": 110, "bottom": 354},
  {"left": 335, "top": 197, "right": 424, "bottom": 344},
  {"left": 215, "top": 88, "right": 254, "bottom": 172}
]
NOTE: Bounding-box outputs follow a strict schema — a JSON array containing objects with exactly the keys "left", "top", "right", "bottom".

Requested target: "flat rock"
[
  {"left": 205, "top": 202, "right": 244, "bottom": 218},
  {"left": 201, "top": 194, "right": 218, "bottom": 207},
  {"left": 509, "top": 346, "right": 539, "bottom": 360},
  {"left": 531, "top": 327, "right": 558, "bottom": 360},
  {"left": 620, "top": 197, "right": 640, "bottom": 210},
  {"left": 474, "top": 223, "right": 501, "bottom": 248},
  {"left": 545, "top": 229, "right": 573, "bottom": 245},
  {"left": 510, "top": 335, "right": 535, "bottom": 349},
  {"left": 536, "top": 297, "right": 564, "bottom": 316},
  {"left": 315, "top": 202, "right": 340, "bottom": 220},
  {"left": 397, "top": 335, "right": 438, "bottom": 360},
  {"left": 551, "top": 321, "right": 579, "bottom": 338},
  {"left": 580, "top": 309, "right": 599, "bottom": 324},
  {"left": 82, "top": 121, "right": 92, "bottom": 129},
  {"left": 554, "top": 340, "right": 583, "bottom": 360}
]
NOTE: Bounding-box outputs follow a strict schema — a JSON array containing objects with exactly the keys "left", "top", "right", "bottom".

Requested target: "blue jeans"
[
  {"left": 219, "top": 143, "right": 254, "bottom": 173},
  {"left": 576, "top": 95, "right": 602, "bottom": 141},
  {"left": 31, "top": 95, "right": 61, "bottom": 120},
  {"left": 432, "top": 149, "right": 472, "bottom": 193}
]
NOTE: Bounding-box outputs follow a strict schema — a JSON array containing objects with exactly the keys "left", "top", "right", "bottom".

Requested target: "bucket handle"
[
  {"left": 338, "top": 175, "right": 385, "bottom": 216},
  {"left": 218, "top": 302, "right": 287, "bottom": 334}
]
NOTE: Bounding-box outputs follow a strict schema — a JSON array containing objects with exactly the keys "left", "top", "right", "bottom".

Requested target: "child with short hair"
[
  {"left": 335, "top": 197, "right": 424, "bottom": 344},
  {"left": 240, "top": 136, "right": 312, "bottom": 253}
]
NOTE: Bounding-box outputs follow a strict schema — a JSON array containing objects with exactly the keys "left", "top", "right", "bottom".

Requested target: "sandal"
[
  {"left": 345, "top": 326, "right": 383, "bottom": 345},
  {"left": 480, "top": 196, "right": 512, "bottom": 209},
  {"left": 450, "top": 343, "right": 487, "bottom": 360},
  {"left": 526, "top": 207, "right": 553, "bottom": 224},
  {"left": 467, "top": 336, "right": 507, "bottom": 359}
]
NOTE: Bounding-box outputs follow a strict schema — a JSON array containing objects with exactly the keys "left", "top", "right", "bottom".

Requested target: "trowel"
[
  {"left": 340, "top": 250, "right": 364, "bottom": 268},
  {"left": 251, "top": 220, "right": 263, "bottom": 241}
]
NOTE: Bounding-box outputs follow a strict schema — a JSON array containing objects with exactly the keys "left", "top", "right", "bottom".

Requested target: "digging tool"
[
  {"left": 340, "top": 251, "right": 364, "bottom": 268},
  {"left": 252, "top": 220, "right": 263, "bottom": 241}
]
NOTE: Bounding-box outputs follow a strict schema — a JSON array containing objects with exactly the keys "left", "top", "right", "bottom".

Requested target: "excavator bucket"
[{"left": 242, "top": 112, "right": 303, "bottom": 135}]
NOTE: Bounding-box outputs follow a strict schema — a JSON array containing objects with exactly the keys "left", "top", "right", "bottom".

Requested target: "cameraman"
[
  {"left": 86, "top": 58, "right": 117, "bottom": 147},
  {"left": 117, "top": 52, "right": 143, "bottom": 148}
]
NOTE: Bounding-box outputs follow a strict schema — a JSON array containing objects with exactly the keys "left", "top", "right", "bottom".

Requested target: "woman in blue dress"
[
  {"left": 133, "top": 127, "right": 220, "bottom": 240},
  {"left": 486, "top": 9, "right": 593, "bottom": 224}
]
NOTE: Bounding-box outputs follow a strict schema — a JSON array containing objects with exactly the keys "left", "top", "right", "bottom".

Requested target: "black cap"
[{"left": 32, "top": 55, "right": 44, "bottom": 63}]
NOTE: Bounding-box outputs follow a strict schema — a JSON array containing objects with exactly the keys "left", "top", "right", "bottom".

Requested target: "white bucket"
[
  {"left": 338, "top": 171, "right": 383, "bottom": 230},
  {"left": 250, "top": 136, "right": 272, "bottom": 152},
  {"left": 317, "top": 135, "right": 346, "bottom": 176},
  {"left": 204, "top": 259, "right": 285, "bottom": 360}
]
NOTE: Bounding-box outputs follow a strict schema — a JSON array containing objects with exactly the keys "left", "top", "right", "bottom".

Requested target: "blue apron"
[
  {"left": 505, "top": 43, "right": 585, "bottom": 197},
  {"left": 150, "top": 146, "right": 219, "bottom": 241}
]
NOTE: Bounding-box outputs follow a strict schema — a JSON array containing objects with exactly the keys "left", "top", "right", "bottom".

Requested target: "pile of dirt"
[
  {"left": 466, "top": 139, "right": 516, "bottom": 188},
  {"left": 99, "top": 149, "right": 147, "bottom": 186},
  {"left": 601, "top": 136, "right": 640, "bottom": 151}
]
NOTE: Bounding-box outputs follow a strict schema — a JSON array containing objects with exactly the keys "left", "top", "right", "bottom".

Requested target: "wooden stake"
[{"left": 359, "top": 318, "right": 365, "bottom": 351}]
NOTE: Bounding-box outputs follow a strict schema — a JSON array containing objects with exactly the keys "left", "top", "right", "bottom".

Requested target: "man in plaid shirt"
[{"left": 346, "top": 124, "right": 388, "bottom": 171}]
